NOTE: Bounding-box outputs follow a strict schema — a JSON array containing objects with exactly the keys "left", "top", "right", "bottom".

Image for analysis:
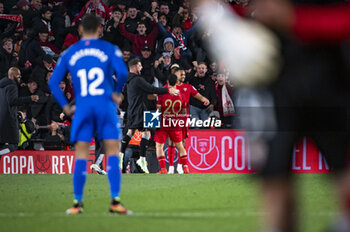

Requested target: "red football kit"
[
  {"left": 154, "top": 91, "right": 184, "bottom": 144},
  {"left": 166, "top": 83, "right": 199, "bottom": 139}
]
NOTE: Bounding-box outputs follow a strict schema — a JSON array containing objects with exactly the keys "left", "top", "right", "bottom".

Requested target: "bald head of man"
[{"left": 8, "top": 67, "right": 21, "bottom": 84}]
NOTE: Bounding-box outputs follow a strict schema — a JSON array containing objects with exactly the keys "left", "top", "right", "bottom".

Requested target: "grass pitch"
[{"left": 0, "top": 174, "right": 338, "bottom": 232}]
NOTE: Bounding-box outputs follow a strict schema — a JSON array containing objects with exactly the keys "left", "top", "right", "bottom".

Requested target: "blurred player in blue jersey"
[{"left": 49, "top": 14, "right": 130, "bottom": 215}]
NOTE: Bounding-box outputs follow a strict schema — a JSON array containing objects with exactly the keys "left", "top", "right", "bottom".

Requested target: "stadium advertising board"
[
  {"left": 0, "top": 151, "right": 99, "bottom": 174},
  {"left": 0, "top": 130, "right": 330, "bottom": 174},
  {"left": 185, "top": 130, "right": 330, "bottom": 173}
]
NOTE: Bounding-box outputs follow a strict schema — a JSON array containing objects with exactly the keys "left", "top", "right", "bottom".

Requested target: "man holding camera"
[{"left": 17, "top": 109, "right": 36, "bottom": 150}]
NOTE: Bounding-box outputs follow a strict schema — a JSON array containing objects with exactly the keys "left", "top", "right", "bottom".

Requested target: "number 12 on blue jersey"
[{"left": 77, "top": 68, "right": 105, "bottom": 97}]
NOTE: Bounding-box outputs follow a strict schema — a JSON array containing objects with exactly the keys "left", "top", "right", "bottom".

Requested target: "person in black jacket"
[
  {"left": 28, "top": 0, "right": 42, "bottom": 27},
  {"left": 0, "top": 67, "right": 38, "bottom": 154},
  {"left": 102, "top": 7, "right": 126, "bottom": 48},
  {"left": 45, "top": 80, "right": 67, "bottom": 124},
  {"left": 51, "top": 6, "right": 69, "bottom": 50},
  {"left": 31, "top": 54, "right": 53, "bottom": 92},
  {"left": 10, "top": 0, "right": 32, "bottom": 31},
  {"left": 119, "top": 58, "right": 179, "bottom": 173},
  {"left": 18, "top": 28, "right": 45, "bottom": 76},
  {"left": 154, "top": 52, "right": 173, "bottom": 86},
  {"left": 124, "top": 5, "right": 142, "bottom": 34},
  {"left": 140, "top": 45, "right": 156, "bottom": 84},
  {"left": 19, "top": 78, "right": 47, "bottom": 125},
  {"left": 187, "top": 62, "right": 217, "bottom": 122}
]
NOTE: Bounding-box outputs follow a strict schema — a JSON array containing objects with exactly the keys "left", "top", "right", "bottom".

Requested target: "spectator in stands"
[
  {"left": 147, "top": 0, "right": 159, "bottom": 15},
  {"left": 19, "top": 78, "right": 47, "bottom": 125},
  {"left": 51, "top": 6, "right": 69, "bottom": 50},
  {"left": 72, "top": 0, "right": 111, "bottom": 26},
  {"left": 18, "top": 28, "right": 45, "bottom": 72},
  {"left": 31, "top": 54, "right": 54, "bottom": 91},
  {"left": 10, "top": 0, "right": 31, "bottom": 30},
  {"left": 123, "top": 5, "right": 141, "bottom": 34},
  {"left": 157, "top": 19, "right": 197, "bottom": 68},
  {"left": 182, "top": 0, "right": 191, "bottom": 9},
  {"left": 38, "top": 27, "right": 59, "bottom": 56},
  {"left": 64, "top": 73, "right": 74, "bottom": 101},
  {"left": 62, "top": 22, "right": 81, "bottom": 51},
  {"left": 140, "top": 45, "right": 155, "bottom": 84},
  {"left": 155, "top": 36, "right": 174, "bottom": 58},
  {"left": 154, "top": 52, "right": 172, "bottom": 85},
  {"left": 44, "top": 121, "right": 65, "bottom": 150},
  {"left": 119, "top": 12, "right": 158, "bottom": 56},
  {"left": 189, "top": 29, "right": 210, "bottom": 63},
  {"left": 163, "top": 37, "right": 174, "bottom": 54},
  {"left": 153, "top": 12, "right": 170, "bottom": 54},
  {"left": 122, "top": 47, "right": 132, "bottom": 64},
  {"left": 208, "top": 61, "right": 217, "bottom": 81},
  {"left": 159, "top": 2, "right": 172, "bottom": 23},
  {"left": 0, "top": 37, "right": 18, "bottom": 79},
  {"left": 102, "top": 7, "right": 126, "bottom": 48},
  {"left": 141, "top": 45, "right": 160, "bottom": 111},
  {"left": 188, "top": 62, "right": 217, "bottom": 121},
  {"left": 172, "top": 6, "right": 193, "bottom": 31},
  {"left": 215, "top": 72, "right": 234, "bottom": 127},
  {"left": 30, "top": 0, "right": 42, "bottom": 11},
  {"left": 34, "top": 6, "right": 54, "bottom": 42},
  {"left": 41, "top": 70, "right": 53, "bottom": 95},
  {"left": 0, "top": 67, "right": 38, "bottom": 154},
  {"left": 28, "top": 0, "right": 43, "bottom": 24},
  {"left": 158, "top": 12, "right": 170, "bottom": 31},
  {"left": 45, "top": 80, "right": 66, "bottom": 123},
  {"left": 16, "top": 0, "right": 30, "bottom": 11},
  {"left": 170, "top": 63, "right": 180, "bottom": 74}
]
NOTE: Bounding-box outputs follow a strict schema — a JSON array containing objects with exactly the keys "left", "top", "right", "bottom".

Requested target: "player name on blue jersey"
[{"left": 69, "top": 48, "right": 108, "bottom": 66}]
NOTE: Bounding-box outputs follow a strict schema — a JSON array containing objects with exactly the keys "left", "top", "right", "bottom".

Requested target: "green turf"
[{"left": 0, "top": 174, "right": 338, "bottom": 232}]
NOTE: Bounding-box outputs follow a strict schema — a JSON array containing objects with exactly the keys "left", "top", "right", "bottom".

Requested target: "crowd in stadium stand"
[{"left": 0, "top": 0, "right": 238, "bottom": 151}]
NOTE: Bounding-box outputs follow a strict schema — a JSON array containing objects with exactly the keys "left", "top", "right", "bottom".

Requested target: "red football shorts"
[{"left": 154, "top": 129, "right": 183, "bottom": 144}]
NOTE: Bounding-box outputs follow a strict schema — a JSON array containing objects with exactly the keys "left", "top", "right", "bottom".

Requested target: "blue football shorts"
[{"left": 70, "top": 100, "right": 121, "bottom": 143}]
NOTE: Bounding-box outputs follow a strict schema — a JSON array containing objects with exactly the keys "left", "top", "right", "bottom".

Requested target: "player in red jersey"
[
  {"left": 154, "top": 74, "right": 188, "bottom": 174},
  {"left": 166, "top": 67, "right": 210, "bottom": 174}
]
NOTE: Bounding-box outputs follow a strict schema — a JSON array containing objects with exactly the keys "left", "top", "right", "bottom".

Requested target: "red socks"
[
  {"left": 168, "top": 145, "right": 175, "bottom": 166},
  {"left": 180, "top": 154, "right": 188, "bottom": 167},
  {"left": 158, "top": 156, "right": 166, "bottom": 169}
]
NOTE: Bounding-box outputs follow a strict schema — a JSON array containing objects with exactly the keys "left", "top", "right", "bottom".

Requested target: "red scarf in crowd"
[{"left": 0, "top": 14, "right": 23, "bottom": 31}]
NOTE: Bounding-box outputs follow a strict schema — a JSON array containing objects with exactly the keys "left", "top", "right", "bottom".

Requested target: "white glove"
[{"left": 197, "top": 2, "right": 281, "bottom": 87}]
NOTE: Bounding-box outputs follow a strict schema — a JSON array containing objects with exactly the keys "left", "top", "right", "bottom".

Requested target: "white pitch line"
[{"left": 0, "top": 211, "right": 339, "bottom": 218}]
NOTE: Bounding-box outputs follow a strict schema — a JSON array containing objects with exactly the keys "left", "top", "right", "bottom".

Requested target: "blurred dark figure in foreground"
[
  {"left": 253, "top": 1, "right": 350, "bottom": 231},
  {"left": 195, "top": 0, "right": 350, "bottom": 231}
]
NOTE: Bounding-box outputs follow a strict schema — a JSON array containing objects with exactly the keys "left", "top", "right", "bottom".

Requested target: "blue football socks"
[
  {"left": 73, "top": 159, "right": 87, "bottom": 202},
  {"left": 107, "top": 156, "right": 121, "bottom": 199}
]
